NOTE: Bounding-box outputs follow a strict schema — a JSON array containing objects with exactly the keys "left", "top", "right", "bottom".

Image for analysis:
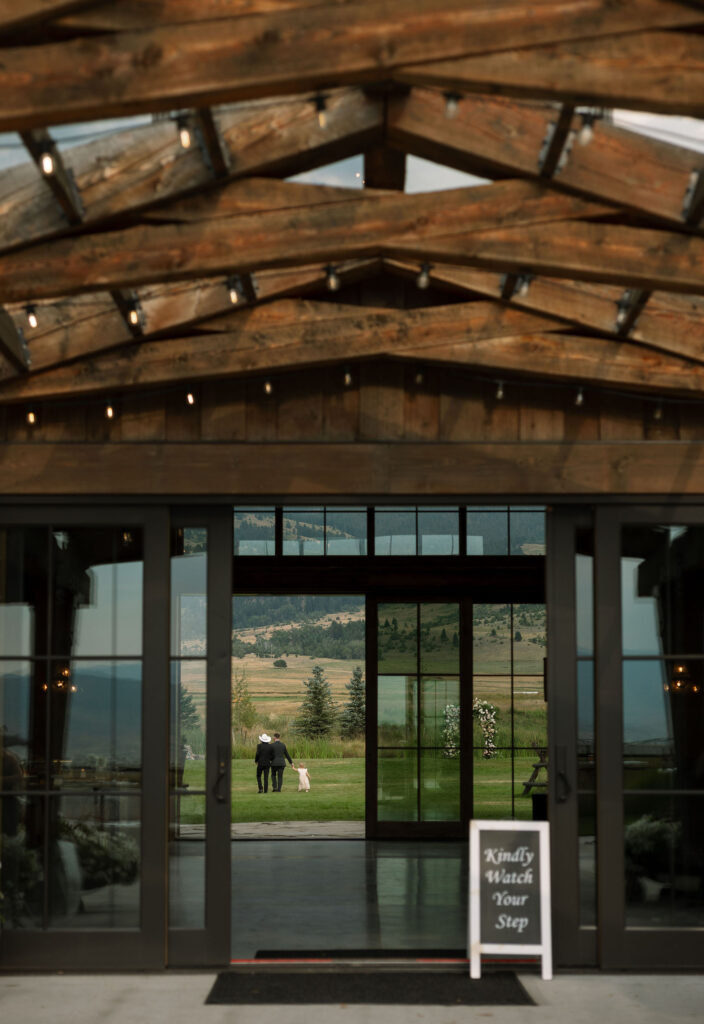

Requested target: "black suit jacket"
[
  {"left": 254, "top": 741, "right": 272, "bottom": 765},
  {"left": 269, "top": 740, "right": 293, "bottom": 767}
]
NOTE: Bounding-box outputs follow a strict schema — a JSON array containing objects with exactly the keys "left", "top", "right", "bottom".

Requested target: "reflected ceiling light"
[
  {"left": 653, "top": 400, "right": 664, "bottom": 421},
  {"left": 26, "top": 409, "right": 37, "bottom": 425},
  {"left": 495, "top": 380, "right": 505, "bottom": 401},
  {"left": 575, "top": 387, "right": 585, "bottom": 407},
  {"left": 186, "top": 391, "right": 196, "bottom": 406},
  {"left": 343, "top": 369, "right": 353, "bottom": 387},
  {"left": 105, "top": 402, "right": 115, "bottom": 420},
  {"left": 40, "top": 151, "right": 54, "bottom": 175},
  {"left": 443, "top": 91, "right": 461, "bottom": 119},
  {"left": 263, "top": 380, "right": 273, "bottom": 395},
  {"left": 325, "top": 265, "right": 340, "bottom": 291},
  {"left": 25, "top": 304, "right": 38, "bottom": 329},
  {"left": 416, "top": 263, "right": 431, "bottom": 290},
  {"left": 414, "top": 370, "right": 424, "bottom": 386}
]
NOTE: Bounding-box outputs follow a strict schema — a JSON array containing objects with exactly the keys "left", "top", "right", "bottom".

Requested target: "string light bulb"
[
  {"left": 105, "top": 403, "right": 114, "bottom": 420},
  {"left": 186, "top": 391, "right": 196, "bottom": 406},
  {"left": 325, "top": 265, "right": 340, "bottom": 292},
  {"left": 226, "top": 276, "right": 241, "bottom": 304},
  {"left": 416, "top": 263, "right": 431, "bottom": 290},
  {"left": 263, "top": 380, "right": 273, "bottom": 396},
  {"left": 25, "top": 304, "right": 38, "bottom": 329},
  {"left": 495, "top": 380, "right": 505, "bottom": 401},
  {"left": 126, "top": 297, "right": 144, "bottom": 330},
  {"left": 343, "top": 370, "right": 353, "bottom": 387},
  {"left": 414, "top": 370, "right": 425, "bottom": 386},
  {"left": 314, "top": 94, "right": 328, "bottom": 129},
  {"left": 27, "top": 410, "right": 37, "bottom": 425},
  {"left": 517, "top": 275, "right": 532, "bottom": 298},
  {"left": 40, "top": 151, "right": 54, "bottom": 175},
  {"left": 653, "top": 400, "right": 664, "bottom": 421},
  {"left": 177, "top": 115, "right": 192, "bottom": 150},
  {"left": 575, "top": 387, "right": 585, "bottom": 407},
  {"left": 444, "top": 91, "right": 461, "bottom": 119}
]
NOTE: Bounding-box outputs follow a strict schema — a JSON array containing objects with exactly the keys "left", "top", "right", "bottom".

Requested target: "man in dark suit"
[
  {"left": 269, "top": 732, "right": 293, "bottom": 792},
  {"left": 254, "top": 732, "right": 273, "bottom": 793}
]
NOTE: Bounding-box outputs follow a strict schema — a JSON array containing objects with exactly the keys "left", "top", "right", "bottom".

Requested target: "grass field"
[{"left": 178, "top": 754, "right": 539, "bottom": 823}]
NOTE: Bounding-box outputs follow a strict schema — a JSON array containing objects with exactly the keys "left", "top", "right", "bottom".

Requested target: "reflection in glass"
[
  {"left": 473, "top": 604, "right": 510, "bottom": 675},
  {"left": 0, "top": 527, "right": 46, "bottom": 657},
  {"left": 378, "top": 676, "right": 417, "bottom": 746},
  {"left": 375, "top": 509, "right": 416, "bottom": 556},
  {"left": 378, "top": 749, "right": 417, "bottom": 820},
  {"left": 418, "top": 508, "right": 459, "bottom": 555},
  {"left": 283, "top": 508, "right": 324, "bottom": 555},
  {"left": 0, "top": 794, "right": 44, "bottom": 928},
  {"left": 420, "top": 604, "right": 459, "bottom": 674},
  {"left": 233, "top": 508, "right": 275, "bottom": 556},
  {"left": 171, "top": 528, "right": 207, "bottom": 657},
  {"left": 513, "top": 604, "right": 546, "bottom": 674},
  {"left": 510, "top": 510, "right": 546, "bottom": 555},
  {"left": 466, "top": 508, "right": 508, "bottom": 556},
  {"left": 326, "top": 509, "right": 367, "bottom": 555},
  {"left": 0, "top": 660, "right": 34, "bottom": 788},
  {"left": 169, "top": 794, "right": 205, "bottom": 929},
  {"left": 52, "top": 528, "right": 144, "bottom": 658},
  {"left": 420, "top": 749, "right": 460, "bottom": 821},
  {"left": 378, "top": 603, "right": 417, "bottom": 674},
  {"left": 577, "top": 661, "right": 595, "bottom": 788},
  {"left": 576, "top": 530, "right": 594, "bottom": 656},
  {"left": 579, "top": 793, "right": 597, "bottom": 926},
  {"left": 170, "top": 661, "right": 206, "bottom": 773},
  {"left": 50, "top": 661, "right": 142, "bottom": 788},
  {"left": 513, "top": 685, "right": 547, "bottom": 750},
  {"left": 420, "top": 677, "right": 459, "bottom": 747},
  {"left": 623, "top": 659, "right": 704, "bottom": 790},
  {"left": 624, "top": 795, "right": 704, "bottom": 927},
  {"left": 48, "top": 796, "right": 140, "bottom": 929}
]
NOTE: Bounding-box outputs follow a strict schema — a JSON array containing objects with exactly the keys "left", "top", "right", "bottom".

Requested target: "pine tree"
[
  {"left": 231, "top": 666, "right": 256, "bottom": 743},
  {"left": 179, "top": 686, "right": 200, "bottom": 732},
  {"left": 295, "top": 664, "right": 337, "bottom": 738},
  {"left": 340, "top": 665, "right": 365, "bottom": 738}
]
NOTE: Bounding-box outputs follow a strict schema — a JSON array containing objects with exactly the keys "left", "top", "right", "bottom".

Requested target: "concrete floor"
[{"left": 1, "top": 971, "right": 703, "bottom": 1024}]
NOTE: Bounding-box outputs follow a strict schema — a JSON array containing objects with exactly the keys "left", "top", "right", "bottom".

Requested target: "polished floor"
[{"left": 230, "top": 840, "right": 467, "bottom": 959}]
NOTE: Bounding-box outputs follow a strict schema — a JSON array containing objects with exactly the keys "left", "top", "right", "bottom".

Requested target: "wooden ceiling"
[{"left": 2, "top": 0, "right": 704, "bottom": 409}]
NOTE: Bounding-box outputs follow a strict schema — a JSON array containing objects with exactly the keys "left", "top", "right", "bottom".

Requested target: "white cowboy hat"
[{"left": 259, "top": 733, "right": 272, "bottom": 743}]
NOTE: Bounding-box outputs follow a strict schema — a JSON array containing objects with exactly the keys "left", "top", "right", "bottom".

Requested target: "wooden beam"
[
  {"left": 388, "top": 87, "right": 704, "bottom": 228},
  {"left": 0, "top": 300, "right": 563, "bottom": 401},
  {"left": 385, "top": 260, "right": 704, "bottom": 367},
  {"left": 0, "top": 305, "right": 30, "bottom": 372},
  {"left": 192, "top": 107, "right": 232, "bottom": 178},
  {"left": 0, "top": 1, "right": 702, "bottom": 130},
  {"left": 0, "top": 179, "right": 611, "bottom": 301},
  {"left": 395, "top": 30, "right": 704, "bottom": 116},
  {"left": 0, "top": 88, "right": 383, "bottom": 256},
  {"left": 3, "top": 440, "right": 704, "bottom": 496},
  {"left": 537, "top": 104, "right": 575, "bottom": 178},
  {"left": 0, "top": 260, "right": 380, "bottom": 380},
  {"left": 364, "top": 144, "right": 406, "bottom": 191},
  {"left": 0, "top": 1, "right": 102, "bottom": 34},
  {"left": 387, "top": 220, "right": 704, "bottom": 296},
  {"left": 683, "top": 169, "right": 704, "bottom": 225},
  {"left": 20, "top": 128, "right": 84, "bottom": 225}
]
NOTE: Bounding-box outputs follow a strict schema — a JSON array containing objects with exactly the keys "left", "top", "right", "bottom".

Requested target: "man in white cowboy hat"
[{"left": 254, "top": 732, "right": 273, "bottom": 793}]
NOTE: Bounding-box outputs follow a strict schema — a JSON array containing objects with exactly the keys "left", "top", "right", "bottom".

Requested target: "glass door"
[
  {"left": 0, "top": 507, "right": 168, "bottom": 970},
  {"left": 368, "top": 599, "right": 471, "bottom": 838},
  {"left": 595, "top": 506, "right": 704, "bottom": 968}
]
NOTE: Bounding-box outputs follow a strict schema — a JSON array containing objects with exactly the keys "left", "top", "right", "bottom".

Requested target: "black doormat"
[{"left": 206, "top": 970, "right": 534, "bottom": 1005}]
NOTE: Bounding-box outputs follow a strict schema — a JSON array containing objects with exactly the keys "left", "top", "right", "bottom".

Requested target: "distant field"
[{"left": 177, "top": 755, "right": 538, "bottom": 823}]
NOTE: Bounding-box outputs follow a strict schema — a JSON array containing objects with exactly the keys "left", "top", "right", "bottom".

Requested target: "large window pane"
[
  {"left": 0, "top": 527, "right": 47, "bottom": 657},
  {"left": 283, "top": 508, "right": 324, "bottom": 555},
  {"left": 420, "top": 677, "right": 459, "bottom": 747},
  {"left": 0, "top": 794, "right": 44, "bottom": 929},
  {"left": 375, "top": 509, "right": 416, "bottom": 556},
  {"left": 466, "top": 508, "right": 508, "bottom": 556},
  {"left": 420, "top": 749, "right": 460, "bottom": 821},
  {"left": 576, "top": 530, "right": 594, "bottom": 656},
  {"left": 171, "top": 528, "right": 207, "bottom": 657},
  {"left": 50, "top": 661, "right": 142, "bottom": 789},
  {"left": 418, "top": 508, "right": 459, "bottom": 556},
  {"left": 624, "top": 794, "right": 704, "bottom": 927},
  {"left": 0, "top": 660, "right": 34, "bottom": 789},
  {"left": 378, "top": 749, "right": 417, "bottom": 821},
  {"left": 623, "top": 659, "right": 704, "bottom": 790},
  {"left": 233, "top": 508, "right": 275, "bottom": 556},
  {"left": 509, "top": 509, "right": 546, "bottom": 556},
  {"left": 48, "top": 795, "right": 140, "bottom": 929},
  {"left": 578, "top": 660, "right": 595, "bottom": 788},
  {"left": 52, "top": 528, "right": 143, "bottom": 658},
  {"left": 378, "top": 675, "right": 416, "bottom": 746},
  {"left": 326, "top": 509, "right": 367, "bottom": 556},
  {"left": 378, "top": 603, "right": 417, "bottom": 674},
  {"left": 420, "top": 603, "right": 459, "bottom": 674},
  {"left": 169, "top": 793, "right": 205, "bottom": 930}
]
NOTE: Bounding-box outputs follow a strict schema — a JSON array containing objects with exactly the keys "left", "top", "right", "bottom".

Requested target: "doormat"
[{"left": 205, "top": 970, "right": 534, "bottom": 1005}]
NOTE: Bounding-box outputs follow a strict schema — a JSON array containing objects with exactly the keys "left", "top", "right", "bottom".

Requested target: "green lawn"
[{"left": 179, "top": 754, "right": 539, "bottom": 823}]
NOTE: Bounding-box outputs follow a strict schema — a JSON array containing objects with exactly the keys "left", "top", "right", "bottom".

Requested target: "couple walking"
[{"left": 255, "top": 732, "right": 310, "bottom": 793}]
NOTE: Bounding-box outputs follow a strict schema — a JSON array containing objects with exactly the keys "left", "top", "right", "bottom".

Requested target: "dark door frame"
[
  {"left": 595, "top": 504, "right": 704, "bottom": 969},
  {"left": 0, "top": 504, "right": 169, "bottom": 971}
]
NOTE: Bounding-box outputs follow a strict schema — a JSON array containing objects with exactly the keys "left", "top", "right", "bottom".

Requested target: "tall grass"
[{"left": 233, "top": 736, "right": 365, "bottom": 760}]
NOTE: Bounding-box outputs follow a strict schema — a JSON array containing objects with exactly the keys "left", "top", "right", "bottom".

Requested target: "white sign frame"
[{"left": 469, "top": 819, "right": 552, "bottom": 980}]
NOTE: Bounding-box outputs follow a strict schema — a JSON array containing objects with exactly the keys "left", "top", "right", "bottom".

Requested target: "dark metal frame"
[
  {"left": 0, "top": 505, "right": 169, "bottom": 971},
  {"left": 595, "top": 504, "right": 704, "bottom": 969}
]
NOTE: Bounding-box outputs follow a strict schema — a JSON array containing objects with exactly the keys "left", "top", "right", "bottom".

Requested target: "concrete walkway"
[
  {"left": 178, "top": 821, "right": 366, "bottom": 839},
  {"left": 0, "top": 971, "right": 702, "bottom": 1024}
]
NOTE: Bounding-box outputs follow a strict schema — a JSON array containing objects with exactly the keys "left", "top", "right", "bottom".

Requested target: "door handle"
[
  {"left": 213, "top": 745, "right": 228, "bottom": 803},
  {"left": 555, "top": 744, "right": 572, "bottom": 803}
]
